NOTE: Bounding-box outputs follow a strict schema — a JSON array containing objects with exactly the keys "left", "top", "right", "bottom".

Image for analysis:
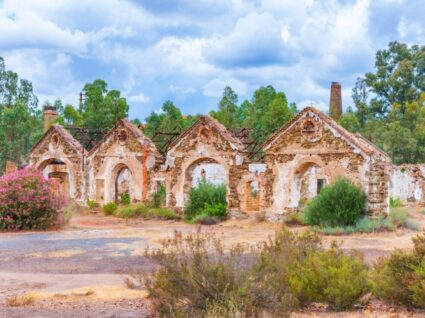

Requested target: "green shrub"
[
  {"left": 288, "top": 247, "right": 370, "bottom": 310},
  {"left": 86, "top": 199, "right": 98, "bottom": 209},
  {"left": 120, "top": 193, "right": 130, "bottom": 205},
  {"left": 103, "top": 202, "right": 117, "bottom": 215},
  {"left": 143, "top": 226, "right": 372, "bottom": 316},
  {"left": 252, "top": 228, "right": 322, "bottom": 313},
  {"left": 115, "top": 204, "right": 148, "bottom": 218},
  {"left": 145, "top": 231, "right": 263, "bottom": 318},
  {"left": 149, "top": 185, "right": 166, "bottom": 208},
  {"left": 371, "top": 232, "right": 425, "bottom": 308},
  {"left": 390, "top": 196, "right": 404, "bottom": 208},
  {"left": 303, "top": 178, "right": 367, "bottom": 227},
  {"left": 199, "top": 203, "right": 227, "bottom": 219},
  {"left": 185, "top": 181, "right": 227, "bottom": 220}
]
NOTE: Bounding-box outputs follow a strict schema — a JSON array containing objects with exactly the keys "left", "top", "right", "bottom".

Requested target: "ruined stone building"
[{"left": 28, "top": 83, "right": 425, "bottom": 219}]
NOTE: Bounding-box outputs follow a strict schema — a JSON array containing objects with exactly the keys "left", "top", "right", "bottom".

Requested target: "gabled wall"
[
  {"left": 262, "top": 108, "right": 391, "bottom": 218},
  {"left": 87, "top": 120, "right": 160, "bottom": 205}
]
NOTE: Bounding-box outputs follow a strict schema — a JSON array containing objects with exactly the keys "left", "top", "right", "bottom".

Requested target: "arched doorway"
[
  {"left": 295, "top": 162, "right": 327, "bottom": 208},
  {"left": 114, "top": 165, "right": 131, "bottom": 203},
  {"left": 37, "top": 158, "right": 70, "bottom": 200},
  {"left": 183, "top": 158, "right": 228, "bottom": 205}
]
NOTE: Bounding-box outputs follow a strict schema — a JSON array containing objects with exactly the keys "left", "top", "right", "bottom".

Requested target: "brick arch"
[
  {"left": 111, "top": 163, "right": 132, "bottom": 203},
  {"left": 35, "top": 157, "right": 76, "bottom": 200},
  {"left": 292, "top": 158, "right": 327, "bottom": 209},
  {"left": 182, "top": 157, "right": 230, "bottom": 206}
]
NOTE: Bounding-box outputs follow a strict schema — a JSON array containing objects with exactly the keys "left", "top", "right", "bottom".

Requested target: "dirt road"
[{"left": 0, "top": 211, "right": 424, "bottom": 317}]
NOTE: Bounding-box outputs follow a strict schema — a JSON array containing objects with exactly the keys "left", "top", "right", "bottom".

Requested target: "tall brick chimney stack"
[
  {"left": 329, "top": 82, "right": 342, "bottom": 121},
  {"left": 43, "top": 105, "right": 58, "bottom": 132}
]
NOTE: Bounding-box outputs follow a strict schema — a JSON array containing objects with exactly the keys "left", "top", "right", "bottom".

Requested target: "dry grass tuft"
[{"left": 6, "top": 294, "right": 35, "bottom": 307}]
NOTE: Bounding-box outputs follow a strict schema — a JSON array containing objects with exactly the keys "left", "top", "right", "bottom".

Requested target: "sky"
[{"left": 0, "top": 0, "right": 424, "bottom": 120}]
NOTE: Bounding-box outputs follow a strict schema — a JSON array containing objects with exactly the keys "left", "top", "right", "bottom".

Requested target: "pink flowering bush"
[{"left": 0, "top": 168, "right": 65, "bottom": 231}]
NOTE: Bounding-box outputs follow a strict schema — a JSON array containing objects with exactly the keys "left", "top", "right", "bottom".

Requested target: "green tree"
[
  {"left": 80, "top": 79, "right": 129, "bottom": 132},
  {"left": 342, "top": 42, "right": 425, "bottom": 164},
  {"left": 0, "top": 57, "right": 42, "bottom": 172},
  {"left": 143, "top": 100, "right": 198, "bottom": 151},
  {"left": 381, "top": 122, "right": 417, "bottom": 164},
  {"left": 339, "top": 107, "right": 361, "bottom": 133},
  {"left": 364, "top": 41, "right": 425, "bottom": 116},
  {"left": 245, "top": 85, "right": 296, "bottom": 143},
  {"left": 210, "top": 86, "right": 240, "bottom": 129}
]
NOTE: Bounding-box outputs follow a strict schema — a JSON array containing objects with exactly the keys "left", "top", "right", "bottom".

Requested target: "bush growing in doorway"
[
  {"left": 149, "top": 184, "right": 166, "bottom": 208},
  {"left": 185, "top": 181, "right": 227, "bottom": 221},
  {"left": 303, "top": 178, "right": 367, "bottom": 227},
  {"left": 120, "top": 193, "right": 130, "bottom": 205}
]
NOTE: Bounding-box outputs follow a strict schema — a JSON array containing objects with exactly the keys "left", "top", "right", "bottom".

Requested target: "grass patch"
[
  {"left": 283, "top": 212, "right": 307, "bottom": 226},
  {"left": 86, "top": 199, "right": 98, "bottom": 209},
  {"left": 110, "top": 204, "right": 180, "bottom": 220},
  {"left": 102, "top": 202, "right": 118, "bottom": 215},
  {"left": 314, "top": 209, "right": 420, "bottom": 235}
]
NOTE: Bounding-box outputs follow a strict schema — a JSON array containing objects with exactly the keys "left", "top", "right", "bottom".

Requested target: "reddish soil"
[{"left": 0, "top": 207, "right": 424, "bottom": 317}]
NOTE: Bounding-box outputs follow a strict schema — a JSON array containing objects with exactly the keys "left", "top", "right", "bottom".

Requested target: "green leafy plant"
[
  {"left": 120, "top": 193, "right": 130, "bottom": 205},
  {"left": 390, "top": 196, "right": 404, "bottom": 208},
  {"left": 303, "top": 178, "right": 367, "bottom": 227},
  {"left": 149, "top": 185, "right": 166, "bottom": 208},
  {"left": 102, "top": 202, "right": 117, "bottom": 216},
  {"left": 86, "top": 199, "right": 98, "bottom": 209},
  {"left": 371, "top": 232, "right": 425, "bottom": 308},
  {"left": 185, "top": 181, "right": 227, "bottom": 221},
  {"left": 288, "top": 247, "right": 370, "bottom": 310}
]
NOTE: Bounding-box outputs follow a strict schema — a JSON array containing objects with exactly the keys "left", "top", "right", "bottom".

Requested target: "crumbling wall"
[
  {"left": 87, "top": 121, "right": 158, "bottom": 205},
  {"left": 262, "top": 111, "right": 387, "bottom": 218},
  {"left": 391, "top": 164, "right": 425, "bottom": 204},
  {"left": 29, "top": 128, "right": 85, "bottom": 202},
  {"left": 165, "top": 118, "right": 248, "bottom": 212}
]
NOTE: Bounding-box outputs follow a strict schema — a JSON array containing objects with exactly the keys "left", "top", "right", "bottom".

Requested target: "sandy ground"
[{"left": 0, "top": 208, "right": 425, "bottom": 317}]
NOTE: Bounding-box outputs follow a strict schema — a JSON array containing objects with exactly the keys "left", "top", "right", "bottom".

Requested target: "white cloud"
[
  {"left": 0, "top": 0, "right": 423, "bottom": 120},
  {"left": 204, "top": 12, "right": 297, "bottom": 67},
  {"left": 128, "top": 93, "right": 150, "bottom": 103},
  {"left": 203, "top": 78, "right": 248, "bottom": 98}
]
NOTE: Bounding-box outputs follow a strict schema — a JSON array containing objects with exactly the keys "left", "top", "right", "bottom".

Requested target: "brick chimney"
[
  {"left": 329, "top": 82, "right": 342, "bottom": 121},
  {"left": 43, "top": 105, "right": 58, "bottom": 132}
]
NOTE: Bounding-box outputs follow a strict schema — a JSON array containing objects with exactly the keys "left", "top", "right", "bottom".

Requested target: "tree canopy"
[
  {"left": 339, "top": 41, "right": 425, "bottom": 164},
  {"left": 0, "top": 57, "right": 42, "bottom": 171}
]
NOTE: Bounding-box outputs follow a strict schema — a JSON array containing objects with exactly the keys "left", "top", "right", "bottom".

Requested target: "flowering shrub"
[{"left": 0, "top": 168, "right": 65, "bottom": 231}]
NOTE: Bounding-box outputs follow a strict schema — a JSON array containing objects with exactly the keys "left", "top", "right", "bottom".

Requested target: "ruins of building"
[{"left": 27, "top": 82, "right": 425, "bottom": 218}]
